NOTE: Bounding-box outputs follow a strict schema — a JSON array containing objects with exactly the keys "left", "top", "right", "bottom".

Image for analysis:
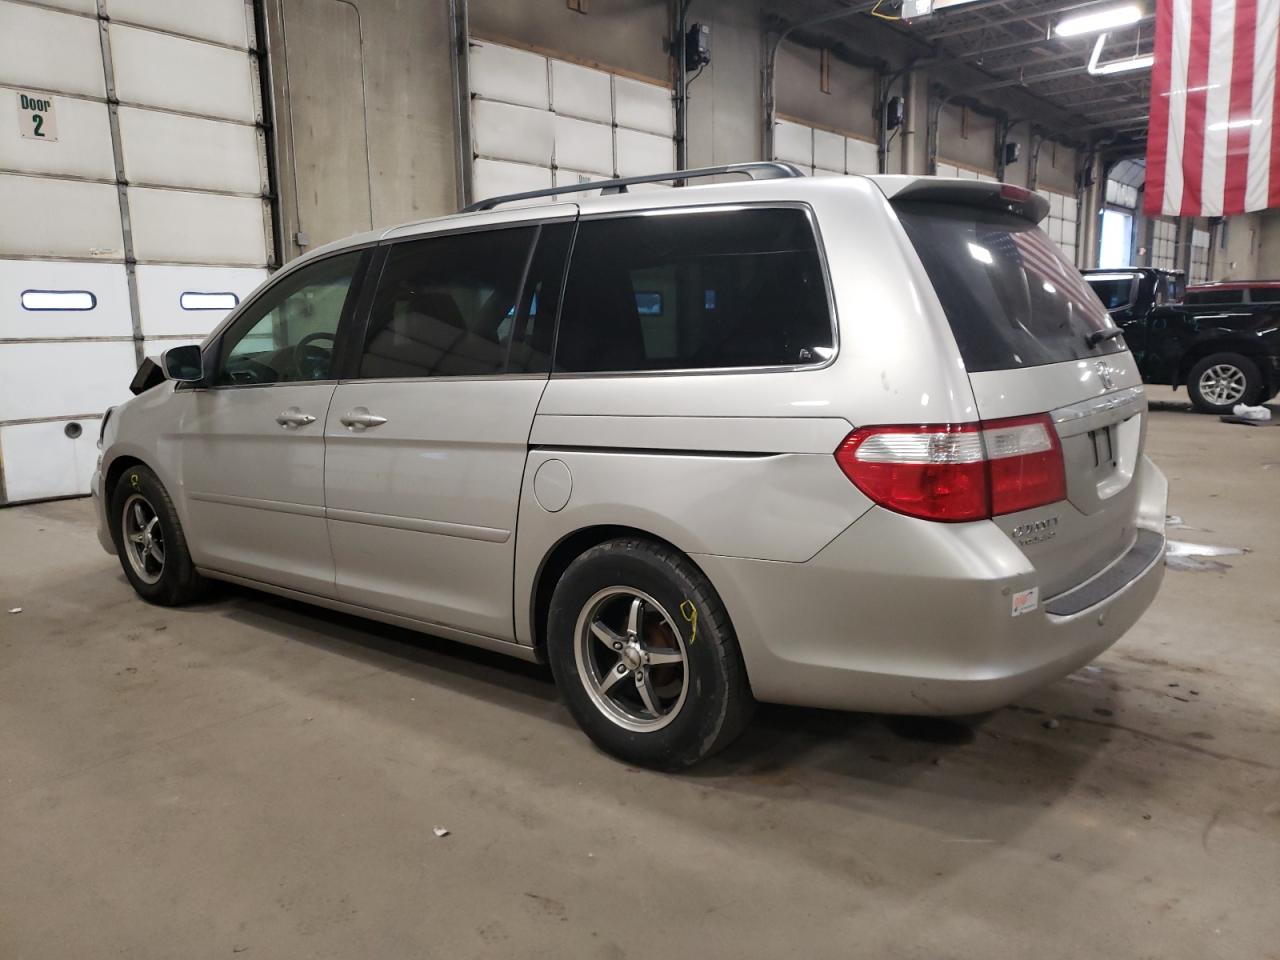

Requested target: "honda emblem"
[{"left": 1095, "top": 360, "right": 1114, "bottom": 391}]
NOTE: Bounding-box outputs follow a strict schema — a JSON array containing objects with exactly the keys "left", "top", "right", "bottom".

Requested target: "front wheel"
[
  {"left": 1186, "top": 352, "right": 1263, "bottom": 414},
  {"left": 546, "top": 539, "right": 754, "bottom": 769},
  {"left": 108, "top": 464, "right": 207, "bottom": 605}
]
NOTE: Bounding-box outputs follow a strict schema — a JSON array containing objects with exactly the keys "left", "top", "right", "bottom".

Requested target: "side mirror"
[{"left": 160, "top": 344, "right": 205, "bottom": 383}]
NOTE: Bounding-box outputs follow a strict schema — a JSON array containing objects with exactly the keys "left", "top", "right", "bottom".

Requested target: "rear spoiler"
[{"left": 870, "top": 176, "right": 1050, "bottom": 224}]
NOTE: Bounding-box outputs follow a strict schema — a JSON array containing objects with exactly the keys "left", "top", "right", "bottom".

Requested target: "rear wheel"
[
  {"left": 1187, "top": 352, "right": 1263, "bottom": 414},
  {"left": 109, "top": 464, "right": 206, "bottom": 605},
  {"left": 546, "top": 538, "right": 754, "bottom": 769}
]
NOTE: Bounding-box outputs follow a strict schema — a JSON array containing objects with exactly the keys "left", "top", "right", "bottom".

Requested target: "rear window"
[
  {"left": 1086, "top": 275, "right": 1137, "bottom": 310},
  {"left": 554, "top": 208, "right": 833, "bottom": 373},
  {"left": 895, "top": 202, "right": 1121, "bottom": 372}
]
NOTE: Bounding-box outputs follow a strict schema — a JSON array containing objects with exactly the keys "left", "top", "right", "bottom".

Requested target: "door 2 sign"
[{"left": 17, "top": 92, "right": 58, "bottom": 142}]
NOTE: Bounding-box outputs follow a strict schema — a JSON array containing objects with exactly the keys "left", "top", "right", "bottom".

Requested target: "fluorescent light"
[
  {"left": 967, "top": 242, "right": 994, "bottom": 264},
  {"left": 1207, "top": 118, "right": 1261, "bottom": 131},
  {"left": 1056, "top": 4, "right": 1142, "bottom": 36},
  {"left": 1088, "top": 33, "right": 1154, "bottom": 75}
]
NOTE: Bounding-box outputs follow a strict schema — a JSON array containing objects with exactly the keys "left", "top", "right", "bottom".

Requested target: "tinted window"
[
  {"left": 359, "top": 224, "right": 570, "bottom": 379},
  {"left": 554, "top": 208, "right": 832, "bottom": 373},
  {"left": 1187, "top": 289, "right": 1244, "bottom": 304},
  {"left": 216, "top": 251, "right": 362, "bottom": 386},
  {"left": 896, "top": 202, "right": 1122, "bottom": 372},
  {"left": 1086, "top": 276, "right": 1136, "bottom": 310},
  {"left": 1249, "top": 287, "right": 1280, "bottom": 302}
]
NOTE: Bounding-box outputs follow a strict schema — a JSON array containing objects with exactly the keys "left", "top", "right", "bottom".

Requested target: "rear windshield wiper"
[{"left": 1087, "top": 327, "right": 1125, "bottom": 348}]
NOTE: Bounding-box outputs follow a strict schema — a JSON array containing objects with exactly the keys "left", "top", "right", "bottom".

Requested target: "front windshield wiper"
[{"left": 1087, "top": 327, "right": 1125, "bottom": 348}]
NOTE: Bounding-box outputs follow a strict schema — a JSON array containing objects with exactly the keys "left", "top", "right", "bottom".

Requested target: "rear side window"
[
  {"left": 554, "top": 208, "right": 833, "bottom": 373},
  {"left": 1086, "top": 275, "right": 1136, "bottom": 310},
  {"left": 1187, "top": 289, "right": 1244, "bottom": 304},
  {"left": 359, "top": 223, "right": 570, "bottom": 379},
  {"left": 896, "top": 202, "right": 1121, "bottom": 372},
  {"left": 1249, "top": 287, "right": 1280, "bottom": 302}
]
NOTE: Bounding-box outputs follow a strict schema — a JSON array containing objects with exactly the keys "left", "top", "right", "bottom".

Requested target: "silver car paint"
[{"left": 94, "top": 174, "right": 1168, "bottom": 716}]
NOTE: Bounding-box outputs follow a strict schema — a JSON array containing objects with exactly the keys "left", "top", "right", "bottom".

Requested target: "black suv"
[{"left": 1084, "top": 268, "right": 1280, "bottom": 414}]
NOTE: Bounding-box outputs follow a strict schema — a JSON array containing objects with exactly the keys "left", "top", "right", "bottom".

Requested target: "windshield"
[
  {"left": 895, "top": 201, "right": 1122, "bottom": 372},
  {"left": 1085, "top": 275, "right": 1138, "bottom": 310}
]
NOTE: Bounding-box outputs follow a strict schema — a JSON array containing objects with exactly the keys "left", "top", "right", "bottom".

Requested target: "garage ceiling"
[{"left": 765, "top": 0, "right": 1154, "bottom": 147}]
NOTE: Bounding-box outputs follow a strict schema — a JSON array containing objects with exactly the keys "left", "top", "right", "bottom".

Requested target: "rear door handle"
[
  {"left": 340, "top": 408, "right": 388, "bottom": 430},
  {"left": 275, "top": 408, "right": 316, "bottom": 427}
]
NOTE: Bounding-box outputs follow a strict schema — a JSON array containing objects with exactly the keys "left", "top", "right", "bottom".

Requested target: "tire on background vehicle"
[
  {"left": 1186, "top": 352, "right": 1264, "bottom": 414},
  {"left": 546, "top": 538, "right": 754, "bottom": 769},
  {"left": 108, "top": 463, "right": 207, "bottom": 606}
]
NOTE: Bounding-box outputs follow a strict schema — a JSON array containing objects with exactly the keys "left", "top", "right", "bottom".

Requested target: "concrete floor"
[{"left": 1, "top": 387, "right": 1277, "bottom": 959}]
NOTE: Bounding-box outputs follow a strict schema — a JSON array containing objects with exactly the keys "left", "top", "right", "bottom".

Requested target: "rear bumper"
[{"left": 695, "top": 456, "right": 1168, "bottom": 716}]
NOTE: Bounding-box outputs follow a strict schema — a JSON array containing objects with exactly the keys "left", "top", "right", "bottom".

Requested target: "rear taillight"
[{"left": 834, "top": 414, "right": 1065, "bottom": 523}]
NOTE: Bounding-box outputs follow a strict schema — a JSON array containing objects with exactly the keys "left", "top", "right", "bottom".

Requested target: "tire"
[
  {"left": 546, "top": 538, "right": 754, "bottom": 769},
  {"left": 1186, "top": 352, "right": 1264, "bottom": 414},
  {"left": 108, "top": 463, "right": 207, "bottom": 605}
]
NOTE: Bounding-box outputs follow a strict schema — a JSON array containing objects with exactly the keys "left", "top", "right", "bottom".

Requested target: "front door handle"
[
  {"left": 340, "top": 407, "right": 388, "bottom": 430},
  {"left": 275, "top": 407, "right": 316, "bottom": 428}
]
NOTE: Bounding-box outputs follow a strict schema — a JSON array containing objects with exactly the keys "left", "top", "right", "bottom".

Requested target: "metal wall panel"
[
  {"left": 472, "top": 158, "right": 552, "bottom": 201},
  {"left": 135, "top": 264, "right": 267, "bottom": 337},
  {"left": 470, "top": 41, "right": 548, "bottom": 109},
  {"left": 127, "top": 188, "right": 268, "bottom": 266},
  {"left": 552, "top": 114, "right": 612, "bottom": 177},
  {"left": 846, "top": 138, "right": 878, "bottom": 176},
  {"left": 0, "top": 175, "right": 124, "bottom": 259},
  {"left": 118, "top": 107, "right": 262, "bottom": 194},
  {"left": 473, "top": 99, "right": 555, "bottom": 167},
  {"left": 613, "top": 76, "right": 673, "bottom": 137},
  {"left": 22, "top": 0, "right": 97, "bottom": 14},
  {"left": 549, "top": 59, "right": 611, "bottom": 123},
  {"left": 103, "top": 0, "right": 249, "bottom": 49},
  {"left": 109, "top": 24, "right": 255, "bottom": 121},
  {"left": 813, "top": 128, "right": 844, "bottom": 173},
  {"left": 0, "top": 91, "right": 115, "bottom": 180},
  {"left": 0, "top": 420, "right": 101, "bottom": 503},
  {"left": 0, "top": 340, "right": 136, "bottom": 422},
  {"left": 0, "top": 2, "right": 105, "bottom": 98},
  {"left": 0, "top": 259, "right": 131, "bottom": 339},
  {"left": 772, "top": 120, "right": 813, "bottom": 170},
  {"left": 614, "top": 127, "right": 674, "bottom": 178}
]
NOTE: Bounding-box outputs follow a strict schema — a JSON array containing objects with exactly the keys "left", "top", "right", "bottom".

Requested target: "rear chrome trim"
[
  {"left": 1051, "top": 386, "right": 1147, "bottom": 437},
  {"left": 1044, "top": 528, "right": 1165, "bottom": 617}
]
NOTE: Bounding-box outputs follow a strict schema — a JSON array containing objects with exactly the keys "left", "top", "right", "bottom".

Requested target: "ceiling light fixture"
[
  {"left": 1056, "top": 4, "right": 1143, "bottom": 37},
  {"left": 1087, "top": 32, "right": 1155, "bottom": 75}
]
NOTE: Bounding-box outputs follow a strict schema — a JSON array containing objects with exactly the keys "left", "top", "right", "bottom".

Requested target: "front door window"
[{"left": 216, "top": 251, "right": 363, "bottom": 386}]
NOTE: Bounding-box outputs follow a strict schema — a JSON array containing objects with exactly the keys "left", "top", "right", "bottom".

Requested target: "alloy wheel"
[
  {"left": 122, "top": 493, "right": 166, "bottom": 585},
  {"left": 1198, "top": 363, "right": 1247, "bottom": 406},
  {"left": 573, "top": 587, "right": 690, "bottom": 732}
]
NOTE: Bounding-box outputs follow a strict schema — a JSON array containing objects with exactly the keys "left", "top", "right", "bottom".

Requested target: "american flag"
[{"left": 1146, "top": 0, "right": 1280, "bottom": 216}]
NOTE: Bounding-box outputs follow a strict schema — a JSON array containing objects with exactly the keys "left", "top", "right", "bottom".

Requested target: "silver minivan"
[{"left": 94, "top": 164, "right": 1168, "bottom": 768}]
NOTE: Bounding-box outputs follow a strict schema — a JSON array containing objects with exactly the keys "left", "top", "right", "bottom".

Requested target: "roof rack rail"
[{"left": 461, "top": 161, "right": 805, "bottom": 213}]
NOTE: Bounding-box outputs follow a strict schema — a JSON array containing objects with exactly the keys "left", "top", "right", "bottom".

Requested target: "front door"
[
  {"left": 323, "top": 215, "right": 574, "bottom": 640},
  {"left": 181, "top": 249, "right": 367, "bottom": 595}
]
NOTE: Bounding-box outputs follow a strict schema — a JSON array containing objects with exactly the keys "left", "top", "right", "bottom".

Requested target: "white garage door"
[
  {"left": 772, "top": 117, "right": 878, "bottom": 177},
  {"left": 0, "top": 0, "right": 273, "bottom": 504},
  {"left": 469, "top": 39, "right": 675, "bottom": 202}
]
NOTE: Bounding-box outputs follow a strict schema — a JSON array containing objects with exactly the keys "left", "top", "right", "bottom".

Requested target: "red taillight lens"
[
  {"left": 981, "top": 414, "right": 1066, "bottom": 515},
  {"left": 834, "top": 414, "right": 1065, "bottom": 523}
]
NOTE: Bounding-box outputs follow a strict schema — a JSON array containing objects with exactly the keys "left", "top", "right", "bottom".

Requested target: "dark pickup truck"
[{"left": 1083, "top": 268, "right": 1280, "bottom": 414}]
